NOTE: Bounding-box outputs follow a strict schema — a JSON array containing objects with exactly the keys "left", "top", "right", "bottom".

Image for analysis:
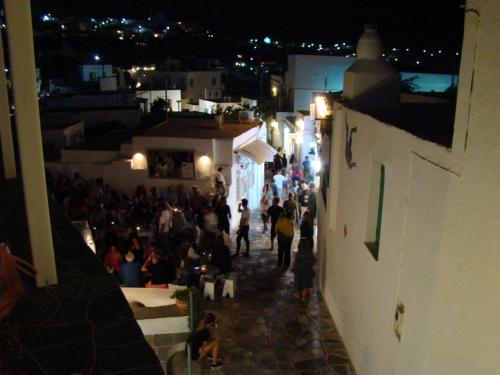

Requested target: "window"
[
  {"left": 189, "top": 78, "right": 194, "bottom": 87},
  {"left": 214, "top": 91, "right": 218, "bottom": 98},
  {"left": 365, "top": 162, "right": 385, "bottom": 260},
  {"left": 212, "top": 77, "right": 217, "bottom": 85}
]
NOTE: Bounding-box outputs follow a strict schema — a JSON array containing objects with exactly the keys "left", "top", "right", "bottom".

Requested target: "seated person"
[
  {"left": 121, "top": 252, "right": 142, "bottom": 287},
  {"left": 177, "top": 258, "right": 194, "bottom": 287},
  {"left": 211, "top": 235, "right": 232, "bottom": 275},
  {"left": 141, "top": 251, "right": 176, "bottom": 288},
  {"left": 188, "top": 312, "right": 222, "bottom": 369}
]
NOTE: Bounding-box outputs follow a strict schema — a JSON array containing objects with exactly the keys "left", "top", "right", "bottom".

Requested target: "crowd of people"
[
  {"left": 48, "top": 152, "right": 317, "bottom": 296},
  {"left": 49, "top": 171, "right": 233, "bottom": 289}
]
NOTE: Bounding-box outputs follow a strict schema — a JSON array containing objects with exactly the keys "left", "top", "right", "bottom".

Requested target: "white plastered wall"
[{"left": 317, "top": 1, "right": 500, "bottom": 374}]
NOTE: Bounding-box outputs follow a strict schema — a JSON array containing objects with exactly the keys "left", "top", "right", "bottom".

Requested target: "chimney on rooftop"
[{"left": 343, "top": 24, "right": 400, "bottom": 116}]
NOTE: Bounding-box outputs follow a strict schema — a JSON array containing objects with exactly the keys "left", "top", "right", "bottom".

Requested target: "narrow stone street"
[{"left": 170, "top": 215, "right": 357, "bottom": 375}]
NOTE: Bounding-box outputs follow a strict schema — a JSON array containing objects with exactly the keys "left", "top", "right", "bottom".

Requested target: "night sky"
[{"left": 33, "top": 0, "right": 466, "bottom": 49}]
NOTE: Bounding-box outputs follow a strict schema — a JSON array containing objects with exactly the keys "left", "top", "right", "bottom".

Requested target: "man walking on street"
[
  {"left": 267, "top": 196, "right": 283, "bottom": 251},
  {"left": 235, "top": 199, "right": 251, "bottom": 257},
  {"left": 275, "top": 212, "right": 294, "bottom": 267}
]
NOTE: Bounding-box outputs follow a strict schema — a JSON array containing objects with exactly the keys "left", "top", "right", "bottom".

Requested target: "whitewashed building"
[
  {"left": 316, "top": 3, "right": 500, "bottom": 375},
  {"left": 47, "top": 116, "right": 273, "bottom": 231}
]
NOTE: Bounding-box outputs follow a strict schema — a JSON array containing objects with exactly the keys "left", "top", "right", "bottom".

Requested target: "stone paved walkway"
[{"left": 169, "top": 215, "right": 357, "bottom": 375}]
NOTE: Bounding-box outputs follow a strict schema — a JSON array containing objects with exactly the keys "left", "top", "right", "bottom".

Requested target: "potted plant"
[{"left": 171, "top": 287, "right": 204, "bottom": 329}]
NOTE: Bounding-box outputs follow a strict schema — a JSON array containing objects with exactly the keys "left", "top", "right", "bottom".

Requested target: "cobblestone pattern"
[{"left": 169, "top": 215, "right": 357, "bottom": 375}]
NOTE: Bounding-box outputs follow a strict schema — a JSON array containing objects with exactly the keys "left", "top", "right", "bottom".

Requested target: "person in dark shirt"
[
  {"left": 302, "top": 156, "right": 312, "bottom": 181},
  {"left": 273, "top": 148, "right": 283, "bottom": 174},
  {"left": 267, "top": 197, "right": 284, "bottom": 251},
  {"left": 215, "top": 197, "right": 231, "bottom": 234},
  {"left": 300, "top": 211, "right": 314, "bottom": 249},
  {"left": 189, "top": 313, "right": 223, "bottom": 369},
  {"left": 142, "top": 251, "right": 176, "bottom": 287},
  {"left": 308, "top": 183, "right": 318, "bottom": 225},
  {"left": 211, "top": 235, "right": 232, "bottom": 275}
]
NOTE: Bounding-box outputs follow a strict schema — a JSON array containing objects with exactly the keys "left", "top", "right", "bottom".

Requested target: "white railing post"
[
  {"left": 4, "top": 0, "right": 57, "bottom": 286},
  {"left": 0, "top": 29, "right": 16, "bottom": 179}
]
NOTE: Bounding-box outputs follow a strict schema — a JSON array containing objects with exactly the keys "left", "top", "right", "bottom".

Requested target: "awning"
[{"left": 237, "top": 139, "right": 276, "bottom": 164}]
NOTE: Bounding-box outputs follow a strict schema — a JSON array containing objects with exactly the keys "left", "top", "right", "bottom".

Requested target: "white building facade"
[{"left": 317, "top": 3, "right": 500, "bottom": 375}]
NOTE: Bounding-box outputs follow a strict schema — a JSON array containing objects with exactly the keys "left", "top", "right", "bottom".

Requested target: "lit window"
[{"left": 365, "top": 162, "right": 385, "bottom": 260}]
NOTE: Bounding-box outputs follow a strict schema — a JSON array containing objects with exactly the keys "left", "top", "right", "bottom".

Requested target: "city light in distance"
[
  {"left": 263, "top": 36, "right": 271, "bottom": 44},
  {"left": 93, "top": 54, "right": 100, "bottom": 61}
]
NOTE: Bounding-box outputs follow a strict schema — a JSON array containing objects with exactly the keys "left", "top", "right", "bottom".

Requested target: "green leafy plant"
[{"left": 171, "top": 287, "right": 204, "bottom": 329}]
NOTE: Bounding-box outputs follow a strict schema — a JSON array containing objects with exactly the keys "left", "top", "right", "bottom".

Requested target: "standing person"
[
  {"left": 298, "top": 183, "right": 310, "bottom": 217},
  {"left": 212, "top": 234, "right": 232, "bottom": 275},
  {"left": 291, "top": 167, "right": 302, "bottom": 186},
  {"left": 282, "top": 171, "right": 291, "bottom": 200},
  {"left": 267, "top": 197, "right": 283, "bottom": 251},
  {"left": 289, "top": 154, "right": 296, "bottom": 169},
  {"left": 260, "top": 184, "right": 272, "bottom": 233},
  {"left": 214, "top": 167, "right": 226, "bottom": 191},
  {"left": 158, "top": 202, "right": 172, "bottom": 257},
  {"left": 308, "top": 183, "right": 317, "bottom": 225},
  {"left": 269, "top": 178, "right": 278, "bottom": 197},
  {"left": 300, "top": 211, "right": 314, "bottom": 249},
  {"left": 215, "top": 197, "right": 231, "bottom": 234},
  {"left": 284, "top": 192, "right": 300, "bottom": 224},
  {"left": 188, "top": 312, "right": 223, "bottom": 369},
  {"left": 282, "top": 153, "right": 288, "bottom": 170},
  {"left": 292, "top": 238, "right": 315, "bottom": 302},
  {"left": 302, "top": 156, "right": 312, "bottom": 182},
  {"left": 273, "top": 170, "right": 286, "bottom": 200},
  {"left": 273, "top": 147, "right": 283, "bottom": 174},
  {"left": 235, "top": 199, "right": 250, "bottom": 257},
  {"left": 275, "top": 212, "right": 294, "bottom": 267}
]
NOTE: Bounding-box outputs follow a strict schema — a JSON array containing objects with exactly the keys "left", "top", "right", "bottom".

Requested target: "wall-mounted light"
[
  {"left": 198, "top": 154, "right": 212, "bottom": 171},
  {"left": 131, "top": 153, "right": 147, "bottom": 170},
  {"left": 295, "top": 118, "right": 304, "bottom": 131},
  {"left": 315, "top": 96, "right": 329, "bottom": 119},
  {"left": 313, "top": 159, "right": 322, "bottom": 172},
  {"left": 272, "top": 86, "right": 278, "bottom": 97}
]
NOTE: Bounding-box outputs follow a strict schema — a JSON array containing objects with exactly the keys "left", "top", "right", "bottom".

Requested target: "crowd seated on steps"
[{"left": 46, "top": 171, "right": 233, "bottom": 289}]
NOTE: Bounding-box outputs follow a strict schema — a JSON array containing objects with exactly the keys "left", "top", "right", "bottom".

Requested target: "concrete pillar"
[
  {"left": 4, "top": 0, "right": 57, "bottom": 286},
  {"left": 0, "top": 29, "right": 16, "bottom": 179}
]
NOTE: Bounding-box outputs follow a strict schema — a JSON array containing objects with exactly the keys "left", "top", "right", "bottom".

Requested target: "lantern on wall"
[{"left": 131, "top": 153, "right": 147, "bottom": 170}]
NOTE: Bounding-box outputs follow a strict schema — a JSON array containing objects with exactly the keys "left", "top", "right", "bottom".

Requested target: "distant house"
[
  {"left": 47, "top": 114, "right": 274, "bottom": 230},
  {"left": 132, "top": 67, "right": 225, "bottom": 109},
  {"left": 79, "top": 64, "right": 113, "bottom": 82},
  {"left": 285, "top": 55, "right": 354, "bottom": 111}
]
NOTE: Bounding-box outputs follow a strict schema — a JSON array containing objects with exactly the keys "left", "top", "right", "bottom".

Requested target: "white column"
[
  {"left": 4, "top": 0, "right": 57, "bottom": 286},
  {"left": 0, "top": 29, "right": 16, "bottom": 179}
]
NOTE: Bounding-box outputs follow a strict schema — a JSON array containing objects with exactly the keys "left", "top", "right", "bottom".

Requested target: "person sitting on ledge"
[{"left": 188, "top": 312, "right": 223, "bottom": 369}]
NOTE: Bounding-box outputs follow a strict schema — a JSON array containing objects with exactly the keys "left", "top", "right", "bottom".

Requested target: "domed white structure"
[{"left": 343, "top": 25, "right": 400, "bottom": 116}]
